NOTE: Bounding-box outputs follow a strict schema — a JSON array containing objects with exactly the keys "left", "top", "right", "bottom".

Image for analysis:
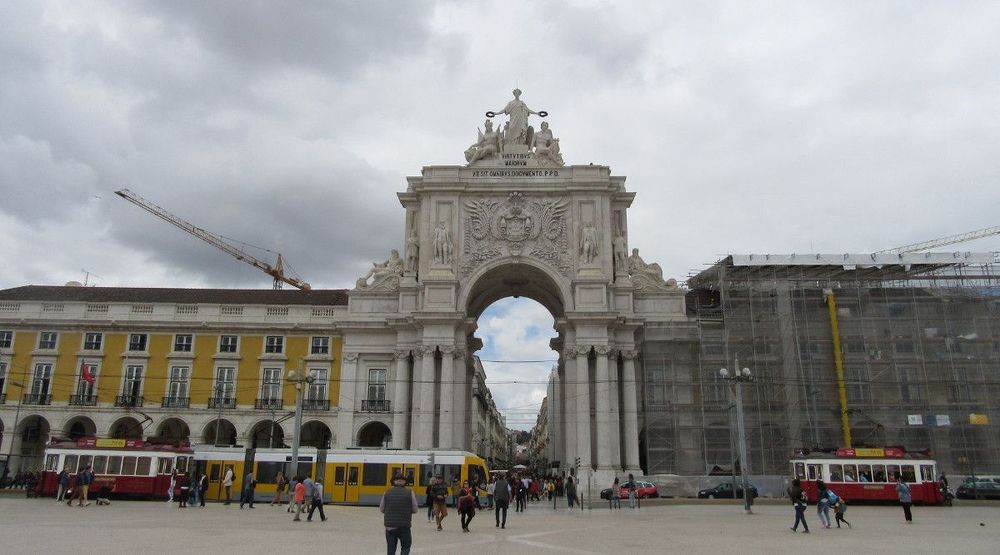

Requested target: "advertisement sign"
[{"left": 907, "top": 415, "right": 923, "bottom": 425}]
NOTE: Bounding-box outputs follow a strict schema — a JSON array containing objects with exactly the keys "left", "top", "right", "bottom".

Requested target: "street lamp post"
[
  {"left": 3, "top": 381, "right": 25, "bottom": 479},
  {"left": 213, "top": 384, "right": 224, "bottom": 447},
  {"left": 286, "top": 363, "right": 315, "bottom": 479},
  {"left": 720, "top": 356, "right": 754, "bottom": 514}
]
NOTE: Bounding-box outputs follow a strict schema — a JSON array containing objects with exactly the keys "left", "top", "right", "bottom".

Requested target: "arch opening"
[
  {"left": 249, "top": 420, "right": 285, "bottom": 449},
  {"left": 463, "top": 260, "right": 567, "bottom": 319},
  {"left": 300, "top": 420, "right": 332, "bottom": 449},
  {"left": 155, "top": 418, "right": 191, "bottom": 444},
  {"left": 357, "top": 421, "right": 391, "bottom": 448},
  {"left": 202, "top": 419, "right": 238, "bottom": 447},
  {"left": 13, "top": 415, "right": 50, "bottom": 472},
  {"left": 109, "top": 417, "right": 143, "bottom": 439},
  {"left": 64, "top": 416, "right": 97, "bottom": 440}
]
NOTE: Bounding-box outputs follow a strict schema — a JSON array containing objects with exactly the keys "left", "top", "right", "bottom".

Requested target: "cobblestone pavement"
[{"left": 1, "top": 497, "right": 997, "bottom": 554}]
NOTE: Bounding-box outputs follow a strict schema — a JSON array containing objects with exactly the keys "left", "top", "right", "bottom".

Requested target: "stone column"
[
  {"left": 594, "top": 345, "right": 612, "bottom": 470},
  {"left": 438, "top": 346, "right": 455, "bottom": 448},
  {"left": 575, "top": 346, "right": 592, "bottom": 471},
  {"left": 621, "top": 350, "right": 641, "bottom": 473},
  {"left": 417, "top": 346, "right": 437, "bottom": 448},
  {"left": 452, "top": 349, "right": 468, "bottom": 450},
  {"left": 608, "top": 350, "right": 622, "bottom": 471},
  {"left": 391, "top": 350, "right": 410, "bottom": 449},
  {"left": 336, "top": 352, "right": 359, "bottom": 448},
  {"left": 561, "top": 348, "right": 576, "bottom": 474}
]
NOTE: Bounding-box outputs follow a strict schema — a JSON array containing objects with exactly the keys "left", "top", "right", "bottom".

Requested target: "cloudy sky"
[{"left": 2, "top": 1, "right": 999, "bottom": 429}]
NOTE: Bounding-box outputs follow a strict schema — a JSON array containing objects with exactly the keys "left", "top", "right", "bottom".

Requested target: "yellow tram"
[{"left": 194, "top": 446, "right": 488, "bottom": 505}]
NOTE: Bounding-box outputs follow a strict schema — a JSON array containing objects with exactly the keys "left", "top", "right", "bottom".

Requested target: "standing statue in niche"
[
  {"left": 531, "top": 121, "right": 564, "bottom": 166},
  {"left": 579, "top": 223, "right": 599, "bottom": 264},
  {"left": 613, "top": 231, "right": 628, "bottom": 277},
  {"left": 432, "top": 221, "right": 453, "bottom": 265},
  {"left": 465, "top": 119, "right": 502, "bottom": 164},
  {"left": 488, "top": 89, "right": 547, "bottom": 147},
  {"left": 405, "top": 228, "right": 419, "bottom": 273},
  {"left": 356, "top": 249, "right": 403, "bottom": 290}
]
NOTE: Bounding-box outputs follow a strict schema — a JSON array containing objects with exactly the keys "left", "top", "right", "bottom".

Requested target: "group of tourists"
[{"left": 787, "top": 475, "right": 921, "bottom": 532}]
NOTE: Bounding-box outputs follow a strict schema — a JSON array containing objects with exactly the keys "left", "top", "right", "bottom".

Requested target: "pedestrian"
[
  {"left": 429, "top": 475, "right": 449, "bottom": 531},
  {"left": 81, "top": 465, "right": 93, "bottom": 506},
  {"left": 897, "top": 478, "right": 913, "bottom": 523},
  {"left": 189, "top": 472, "right": 199, "bottom": 507},
  {"left": 627, "top": 473, "right": 637, "bottom": 509},
  {"left": 179, "top": 474, "right": 190, "bottom": 507},
  {"left": 458, "top": 481, "right": 476, "bottom": 532},
  {"left": 301, "top": 475, "right": 315, "bottom": 517},
  {"left": 611, "top": 477, "right": 622, "bottom": 509},
  {"left": 222, "top": 466, "right": 235, "bottom": 505},
  {"left": 292, "top": 475, "right": 307, "bottom": 522},
  {"left": 514, "top": 478, "right": 526, "bottom": 512},
  {"left": 816, "top": 480, "right": 832, "bottom": 528},
  {"left": 198, "top": 473, "right": 208, "bottom": 507},
  {"left": 240, "top": 471, "right": 256, "bottom": 509},
  {"left": 834, "top": 498, "right": 851, "bottom": 528},
  {"left": 787, "top": 478, "right": 809, "bottom": 533},
  {"left": 96, "top": 484, "right": 114, "bottom": 506},
  {"left": 288, "top": 475, "right": 299, "bottom": 513},
  {"left": 451, "top": 477, "right": 460, "bottom": 509},
  {"left": 307, "top": 479, "right": 327, "bottom": 522},
  {"left": 486, "top": 478, "right": 495, "bottom": 509},
  {"left": 168, "top": 469, "right": 177, "bottom": 503},
  {"left": 381, "top": 473, "right": 419, "bottom": 555},
  {"left": 272, "top": 471, "right": 286, "bottom": 506},
  {"left": 56, "top": 466, "right": 69, "bottom": 503},
  {"left": 566, "top": 477, "right": 577, "bottom": 511},
  {"left": 65, "top": 469, "right": 81, "bottom": 506},
  {"left": 493, "top": 473, "right": 510, "bottom": 528}
]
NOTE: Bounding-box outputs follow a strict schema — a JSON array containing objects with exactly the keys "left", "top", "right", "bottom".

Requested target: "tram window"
[
  {"left": 64, "top": 455, "right": 79, "bottom": 473},
  {"left": 92, "top": 456, "right": 107, "bottom": 474},
  {"left": 176, "top": 457, "right": 188, "bottom": 473},
  {"left": 443, "top": 465, "right": 462, "bottom": 485},
  {"left": 122, "top": 456, "right": 138, "bottom": 476},
  {"left": 829, "top": 464, "right": 844, "bottom": 482},
  {"left": 256, "top": 462, "right": 282, "bottom": 484},
  {"left": 80, "top": 455, "right": 93, "bottom": 470},
  {"left": 348, "top": 466, "right": 359, "bottom": 486},
  {"left": 843, "top": 465, "right": 858, "bottom": 482},
  {"left": 418, "top": 465, "right": 433, "bottom": 486},
  {"left": 405, "top": 467, "right": 415, "bottom": 486},
  {"left": 363, "top": 463, "right": 388, "bottom": 486},
  {"left": 158, "top": 458, "right": 173, "bottom": 474},
  {"left": 920, "top": 465, "right": 934, "bottom": 482},
  {"left": 807, "top": 464, "right": 821, "bottom": 480},
  {"left": 858, "top": 464, "right": 872, "bottom": 482},
  {"left": 137, "top": 457, "right": 152, "bottom": 476},
  {"left": 334, "top": 467, "right": 345, "bottom": 486},
  {"left": 872, "top": 465, "right": 886, "bottom": 482},
  {"left": 45, "top": 454, "right": 59, "bottom": 471},
  {"left": 901, "top": 465, "right": 916, "bottom": 483},
  {"left": 469, "top": 465, "right": 487, "bottom": 487},
  {"left": 108, "top": 456, "right": 122, "bottom": 475},
  {"left": 794, "top": 463, "right": 806, "bottom": 479},
  {"left": 887, "top": 465, "right": 900, "bottom": 482},
  {"left": 209, "top": 464, "right": 220, "bottom": 481}
]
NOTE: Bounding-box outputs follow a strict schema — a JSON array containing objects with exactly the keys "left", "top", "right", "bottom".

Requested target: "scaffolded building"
[{"left": 640, "top": 252, "right": 1000, "bottom": 477}]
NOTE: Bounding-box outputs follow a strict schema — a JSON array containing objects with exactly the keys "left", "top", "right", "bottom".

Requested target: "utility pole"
[{"left": 720, "top": 355, "right": 754, "bottom": 514}]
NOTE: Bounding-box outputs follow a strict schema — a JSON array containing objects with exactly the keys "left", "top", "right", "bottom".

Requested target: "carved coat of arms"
[{"left": 461, "top": 192, "right": 570, "bottom": 275}]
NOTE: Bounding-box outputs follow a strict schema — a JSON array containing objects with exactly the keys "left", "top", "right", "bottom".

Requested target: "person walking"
[
  {"left": 627, "top": 473, "right": 637, "bottom": 509},
  {"left": 834, "top": 497, "right": 851, "bottom": 528},
  {"left": 222, "top": 466, "right": 235, "bottom": 505},
  {"left": 493, "top": 474, "right": 510, "bottom": 529},
  {"left": 428, "top": 475, "right": 449, "bottom": 531},
  {"left": 56, "top": 466, "right": 69, "bottom": 503},
  {"left": 288, "top": 476, "right": 299, "bottom": 513},
  {"left": 787, "top": 478, "right": 809, "bottom": 533},
  {"left": 381, "top": 473, "right": 419, "bottom": 555},
  {"left": 81, "top": 465, "right": 93, "bottom": 506},
  {"left": 300, "top": 475, "right": 314, "bottom": 517},
  {"left": 486, "top": 478, "right": 495, "bottom": 509},
  {"left": 459, "top": 481, "right": 476, "bottom": 532},
  {"left": 292, "top": 476, "right": 307, "bottom": 522},
  {"left": 167, "top": 469, "right": 177, "bottom": 503},
  {"left": 897, "top": 478, "right": 913, "bottom": 523},
  {"left": 424, "top": 476, "right": 434, "bottom": 523},
  {"left": 178, "top": 475, "right": 190, "bottom": 508},
  {"left": 272, "top": 471, "right": 287, "bottom": 506},
  {"left": 566, "top": 477, "right": 577, "bottom": 511},
  {"left": 198, "top": 473, "right": 208, "bottom": 507},
  {"left": 816, "top": 480, "right": 832, "bottom": 528},
  {"left": 611, "top": 477, "right": 622, "bottom": 509},
  {"left": 240, "top": 471, "right": 256, "bottom": 509},
  {"left": 66, "top": 468, "right": 83, "bottom": 506},
  {"left": 307, "top": 479, "right": 327, "bottom": 522}
]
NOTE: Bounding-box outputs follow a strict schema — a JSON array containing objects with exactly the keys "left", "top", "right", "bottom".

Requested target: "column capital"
[
  {"left": 561, "top": 344, "right": 576, "bottom": 358},
  {"left": 393, "top": 350, "right": 410, "bottom": 361},
  {"left": 620, "top": 350, "right": 639, "bottom": 361},
  {"left": 420, "top": 345, "right": 437, "bottom": 356},
  {"left": 594, "top": 345, "right": 611, "bottom": 356},
  {"left": 439, "top": 345, "right": 455, "bottom": 355},
  {"left": 343, "top": 352, "right": 359, "bottom": 362},
  {"left": 575, "top": 345, "right": 591, "bottom": 357},
  {"left": 453, "top": 348, "right": 466, "bottom": 359}
]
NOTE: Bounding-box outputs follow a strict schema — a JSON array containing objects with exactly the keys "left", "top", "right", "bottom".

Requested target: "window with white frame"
[
  {"left": 128, "top": 333, "right": 148, "bottom": 352},
  {"left": 124, "top": 365, "right": 144, "bottom": 398},
  {"left": 168, "top": 366, "right": 190, "bottom": 399},
  {"left": 264, "top": 336, "right": 284, "bottom": 354},
  {"left": 31, "top": 363, "right": 53, "bottom": 396},
  {"left": 83, "top": 333, "right": 103, "bottom": 351},
  {"left": 215, "top": 367, "right": 235, "bottom": 399},
  {"left": 0, "top": 331, "right": 12, "bottom": 349},
  {"left": 311, "top": 336, "right": 329, "bottom": 355},
  {"left": 76, "top": 363, "right": 98, "bottom": 396},
  {"left": 260, "top": 368, "right": 282, "bottom": 400},
  {"left": 219, "top": 335, "right": 238, "bottom": 353},
  {"left": 38, "top": 332, "right": 58, "bottom": 350},
  {"left": 367, "top": 369, "right": 387, "bottom": 400},
  {"left": 307, "top": 368, "right": 328, "bottom": 400},
  {"left": 173, "top": 334, "right": 193, "bottom": 352}
]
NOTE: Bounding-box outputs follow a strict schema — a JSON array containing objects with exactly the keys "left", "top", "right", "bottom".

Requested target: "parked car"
[
  {"left": 599, "top": 481, "right": 660, "bottom": 500},
  {"left": 697, "top": 481, "right": 758, "bottom": 499},
  {"left": 956, "top": 481, "right": 1000, "bottom": 500}
]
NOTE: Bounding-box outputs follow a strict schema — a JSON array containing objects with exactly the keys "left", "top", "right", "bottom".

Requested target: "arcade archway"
[
  {"left": 155, "top": 418, "right": 191, "bottom": 444},
  {"left": 357, "top": 421, "right": 391, "bottom": 448},
  {"left": 15, "top": 415, "right": 51, "bottom": 471},
  {"left": 109, "top": 417, "right": 143, "bottom": 439},
  {"left": 249, "top": 420, "right": 285, "bottom": 448},
  {"left": 300, "top": 420, "right": 332, "bottom": 449},
  {"left": 63, "top": 416, "right": 97, "bottom": 440},
  {"left": 202, "top": 419, "right": 237, "bottom": 447}
]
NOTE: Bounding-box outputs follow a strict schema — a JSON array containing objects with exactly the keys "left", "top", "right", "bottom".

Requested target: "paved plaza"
[{"left": 1, "top": 497, "right": 998, "bottom": 554}]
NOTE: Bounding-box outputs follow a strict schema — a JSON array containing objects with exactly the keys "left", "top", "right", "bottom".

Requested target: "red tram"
[
  {"left": 791, "top": 447, "right": 945, "bottom": 504},
  {"left": 38, "top": 438, "right": 193, "bottom": 499}
]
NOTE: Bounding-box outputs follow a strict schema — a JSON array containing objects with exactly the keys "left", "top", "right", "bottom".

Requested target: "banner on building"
[
  {"left": 969, "top": 413, "right": 989, "bottom": 425},
  {"left": 907, "top": 415, "right": 923, "bottom": 425},
  {"left": 936, "top": 415, "right": 951, "bottom": 426}
]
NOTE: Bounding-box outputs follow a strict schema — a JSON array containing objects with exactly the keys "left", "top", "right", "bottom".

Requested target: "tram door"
[
  {"left": 331, "top": 463, "right": 361, "bottom": 503},
  {"left": 388, "top": 464, "right": 418, "bottom": 490}
]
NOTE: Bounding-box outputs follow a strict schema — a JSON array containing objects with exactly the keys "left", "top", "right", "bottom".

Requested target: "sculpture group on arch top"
[{"left": 354, "top": 88, "right": 678, "bottom": 292}]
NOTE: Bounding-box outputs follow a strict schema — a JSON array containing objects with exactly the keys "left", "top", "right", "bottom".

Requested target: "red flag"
[{"left": 81, "top": 360, "right": 95, "bottom": 385}]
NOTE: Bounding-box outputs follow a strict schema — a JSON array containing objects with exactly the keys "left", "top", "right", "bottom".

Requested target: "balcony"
[
  {"left": 255, "top": 398, "right": 283, "bottom": 410},
  {"left": 302, "top": 398, "right": 330, "bottom": 411},
  {"left": 69, "top": 394, "right": 98, "bottom": 406},
  {"left": 208, "top": 396, "right": 236, "bottom": 409},
  {"left": 23, "top": 393, "right": 52, "bottom": 405},
  {"left": 161, "top": 396, "right": 190, "bottom": 409},
  {"left": 361, "top": 399, "right": 391, "bottom": 413},
  {"left": 114, "top": 394, "right": 144, "bottom": 408}
]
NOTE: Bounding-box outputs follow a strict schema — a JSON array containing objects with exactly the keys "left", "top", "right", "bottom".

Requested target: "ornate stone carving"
[
  {"left": 579, "top": 223, "right": 599, "bottom": 264},
  {"left": 405, "top": 229, "right": 419, "bottom": 273},
  {"left": 628, "top": 248, "right": 678, "bottom": 291},
  {"left": 531, "top": 121, "right": 564, "bottom": 167},
  {"left": 613, "top": 231, "right": 628, "bottom": 277},
  {"left": 432, "top": 221, "right": 453, "bottom": 266},
  {"left": 575, "top": 345, "right": 591, "bottom": 357},
  {"left": 355, "top": 249, "right": 403, "bottom": 291},
  {"left": 620, "top": 350, "right": 638, "bottom": 361},
  {"left": 492, "top": 88, "right": 541, "bottom": 147},
  {"left": 594, "top": 345, "right": 611, "bottom": 356},
  {"left": 420, "top": 345, "right": 437, "bottom": 356},
  {"left": 439, "top": 345, "right": 455, "bottom": 355},
  {"left": 343, "top": 352, "right": 359, "bottom": 363},
  {"left": 562, "top": 345, "right": 576, "bottom": 359},
  {"left": 465, "top": 119, "right": 502, "bottom": 164},
  {"left": 466, "top": 89, "right": 564, "bottom": 167},
  {"left": 461, "top": 192, "right": 570, "bottom": 276},
  {"left": 453, "top": 348, "right": 467, "bottom": 360},
  {"left": 393, "top": 350, "right": 410, "bottom": 361}
]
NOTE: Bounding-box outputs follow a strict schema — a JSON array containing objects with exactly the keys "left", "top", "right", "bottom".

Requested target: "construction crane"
[
  {"left": 875, "top": 224, "right": 1000, "bottom": 255},
  {"left": 115, "top": 189, "right": 311, "bottom": 290}
]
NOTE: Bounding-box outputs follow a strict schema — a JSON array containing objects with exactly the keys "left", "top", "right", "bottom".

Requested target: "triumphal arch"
[{"left": 340, "top": 90, "right": 685, "bottom": 482}]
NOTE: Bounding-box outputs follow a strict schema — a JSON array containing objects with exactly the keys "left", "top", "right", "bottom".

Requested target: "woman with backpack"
[
  {"left": 787, "top": 478, "right": 809, "bottom": 533},
  {"left": 816, "top": 480, "right": 832, "bottom": 529}
]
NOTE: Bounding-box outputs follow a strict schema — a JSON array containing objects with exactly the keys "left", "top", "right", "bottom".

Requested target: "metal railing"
[
  {"left": 255, "top": 398, "right": 283, "bottom": 410},
  {"left": 361, "top": 399, "right": 391, "bottom": 412},
  {"left": 114, "top": 394, "right": 144, "bottom": 407},
  {"left": 302, "top": 398, "right": 330, "bottom": 411},
  {"left": 161, "top": 396, "right": 190, "bottom": 409},
  {"left": 22, "top": 393, "right": 52, "bottom": 405},
  {"left": 208, "top": 396, "right": 236, "bottom": 409},
  {"left": 69, "top": 394, "right": 98, "bottom": 406}
]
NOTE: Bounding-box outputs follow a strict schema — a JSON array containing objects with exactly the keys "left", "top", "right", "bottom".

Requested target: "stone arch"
[
  {"left": 459, "top": 256, "right": 570, "bottom": 318},
  {"left": 109, "top": 416, "right": 144, "bottom": 439},
  {"left": 155, "top": 418, "right": 191, "bottom": 444},
  {"left": 357, "top": 421, "right": 392, "bottom": 448},
  {"left": 63, "top": 416, "right": 97, "bottom": 440},
  {"left": 248, "top": 419, "right": 285, "bottom": 449},
  {"left": 300, "top": 420, "right": 332, "bottom": 449},
  {"left": 14, "top": 415, "right": 51, "bottom": 471},
  {"left": 202, "top": 419, "right": 238, "bottom": 447}
]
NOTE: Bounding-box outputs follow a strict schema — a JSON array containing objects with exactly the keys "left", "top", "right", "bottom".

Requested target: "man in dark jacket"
[
  {"left": 493, "top": 474, "right": 511, "bottom": 529},
  {"left": 381, "top": 474, "right": 418, "bottom": 555},
  {"left": 427, "top": 475, "right": 449, "bottom": 531}
]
